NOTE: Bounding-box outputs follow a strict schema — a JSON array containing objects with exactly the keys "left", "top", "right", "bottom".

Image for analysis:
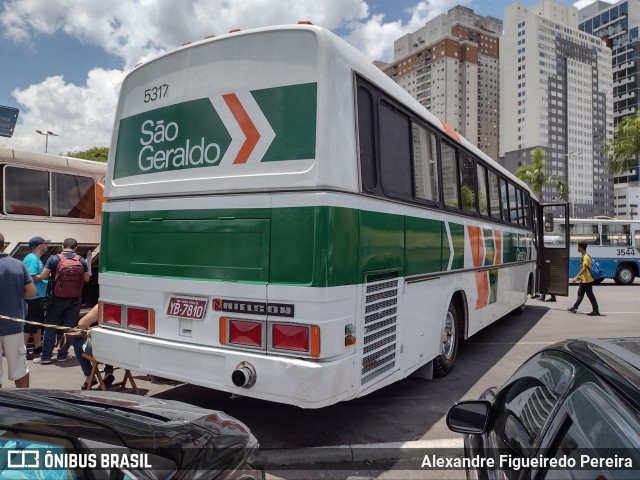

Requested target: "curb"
[{"left": 255, "top": 438, "right": 464, "bottom": 467}]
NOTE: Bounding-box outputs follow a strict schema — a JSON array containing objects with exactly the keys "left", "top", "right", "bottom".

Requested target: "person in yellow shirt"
[{"left": 567, "top": 242, "right": 600, "bottom": 316}]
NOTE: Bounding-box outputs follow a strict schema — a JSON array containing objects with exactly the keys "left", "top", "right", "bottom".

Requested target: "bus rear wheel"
[
  {"left": 434, "top": 303, "right": 459, "bottom": 378},
  {"left": 614, "top": 265, "right": 635, "bottom": 285}
]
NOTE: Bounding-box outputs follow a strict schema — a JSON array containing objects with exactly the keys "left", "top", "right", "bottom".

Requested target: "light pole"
[
  {"left": 35, "top": 130, "right": 58, "bottom": 153},
  {"left": 560, "top": 151, "right": 582, "bottom": 218}
]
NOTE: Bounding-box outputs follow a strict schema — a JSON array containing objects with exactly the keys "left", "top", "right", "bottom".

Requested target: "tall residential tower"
[
  {"left": 500, "top": 0, "right": 614, "bottom": 217},
  {"left": 383, "top": 6, "right": 502, "bottom": 160}
]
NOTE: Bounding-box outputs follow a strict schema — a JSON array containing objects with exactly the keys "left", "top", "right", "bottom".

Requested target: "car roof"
[{"left": 547, "top": 337, "right": 640, "bottom": 408}]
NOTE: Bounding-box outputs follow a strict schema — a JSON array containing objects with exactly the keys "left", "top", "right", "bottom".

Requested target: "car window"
[
  {"left": 491, "top": 352, "right": 578, "bottom": 478},
  {"left": 539, "top": 381, "right": 640, "bottom": 480},
  {"left": 0, "top": 431, "right": 78, "bottom": 479}
]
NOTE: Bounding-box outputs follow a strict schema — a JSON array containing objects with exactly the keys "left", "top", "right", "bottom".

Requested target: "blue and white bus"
[{"left": 547, "top": 218, "right": 640, "bottom": 284}]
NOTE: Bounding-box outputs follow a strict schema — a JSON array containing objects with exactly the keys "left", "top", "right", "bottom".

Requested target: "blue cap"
[{"left": 29, "top": 236, "right": 50, "bottom": 249}]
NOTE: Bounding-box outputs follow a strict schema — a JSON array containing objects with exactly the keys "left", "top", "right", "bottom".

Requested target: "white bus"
[
  {"left": 546, "top": 218, "right": 640, "bottom": 284},
  {"left": 0, "top": 146, "right": 106, "bottom": 306},
  {"left": 92, "top": 24, "right": 568, "bottom": 408}
]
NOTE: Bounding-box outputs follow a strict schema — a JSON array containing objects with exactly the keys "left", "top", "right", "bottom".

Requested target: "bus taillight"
[
  {"left": 101, "top": 303, "right": 122, "bottom": 326},
  {"left": 126, "top": 307, "right": 155, "bottom": 334},
  {"left": 272, "top": 324, "right": 320, "bottom": 358},
  {"left": 228, "top": 319, "right": 262, "bottom": 347}
]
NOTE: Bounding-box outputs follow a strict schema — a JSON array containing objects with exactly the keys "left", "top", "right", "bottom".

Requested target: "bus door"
[{"left": 538, "top": 203, "right": 570, "bottom": 296}]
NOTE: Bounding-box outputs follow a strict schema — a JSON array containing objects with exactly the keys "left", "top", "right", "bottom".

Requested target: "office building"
[
  {"left": 501, "top": 0, "right": 614, "bottom": 217},
  {"left": 579, "top": 0, "right": 640, "bottom": 219}
]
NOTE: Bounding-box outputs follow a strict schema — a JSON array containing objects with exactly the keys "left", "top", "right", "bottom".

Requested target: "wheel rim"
[
  {"left": 441, "top": 311, "right": 456, "bottom": 359},
  {"left": 619, "top": 268, "right": 633, "bottom": 283}
]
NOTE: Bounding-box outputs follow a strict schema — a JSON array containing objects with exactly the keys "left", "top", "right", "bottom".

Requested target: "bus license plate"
[{"left": 166, "top": 297, "right": 208, "bottom": 320}]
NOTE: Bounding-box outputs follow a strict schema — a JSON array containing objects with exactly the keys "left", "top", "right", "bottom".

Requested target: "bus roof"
[
  {"left": 0, "top": 146, "right": 106, "bottom": 175},
  {"left": 110, "top": 24, "right": 536, "bottom": 200}
]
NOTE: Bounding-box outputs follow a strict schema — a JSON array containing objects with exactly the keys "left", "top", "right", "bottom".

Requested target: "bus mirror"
[{"left": 544, "top": 212, "right": 554, "bottom": 232}]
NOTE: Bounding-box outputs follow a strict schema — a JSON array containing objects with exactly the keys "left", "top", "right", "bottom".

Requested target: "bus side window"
[
  {"left": 489, "top": 170, "right": 502, "bottom": 221},
  {"left": 476, "top": 163, "right": 489, "bottom": 217},
  {"left": 612, "top": 224, "right": 631, "bottom": 246},
  {"left": 411, "top": 123, "right": 439, "bottom": 203},
  {"left": 522, "top": 191, "right": 535, "bottom": 228},
  {"left": 441, "top": 142, "right": 460, "bottom": 209},
  {"left": 0, "top": 165, "right": 3, "bottom": 213},
  {"left": 601, "top": 224, "right": 609, "bottom": 245},
  {"left": 459, "top": 154, "right": 476, "bottom": 213},
  {"left": 635, "top": 230, "right": 640, "bottom": 253},
  {"left": 357, "top": 86, "right": 377, "bottom": 193},
  {"left": 4, "top": 166, "right": 50, "bottom": 216},
  {"left": 379, "top": 101, "right": 412, "bottom": 199},
  {"left": 500, "top": 178, "right": 510, "bottom": 223}
]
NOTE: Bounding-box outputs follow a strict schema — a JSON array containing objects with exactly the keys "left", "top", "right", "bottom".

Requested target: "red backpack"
[{"left": 53, "top": 253, "right": 85, "bottom": 298}]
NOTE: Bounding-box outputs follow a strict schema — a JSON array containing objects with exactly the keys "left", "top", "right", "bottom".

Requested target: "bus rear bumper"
[{"left": 91, "top": 327, "right": 356, "bottom": 408}]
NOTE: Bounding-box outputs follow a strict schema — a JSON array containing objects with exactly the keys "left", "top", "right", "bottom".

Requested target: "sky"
[{"left": 1, "top": 0, "right": 605, "bottom": 154}]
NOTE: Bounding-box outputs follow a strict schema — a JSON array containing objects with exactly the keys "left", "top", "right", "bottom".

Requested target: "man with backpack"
[
  {"left": 34, "top": 238, "right": 90, "bottom": 364},
  {"left": 567, "top": 241, "right": 601, "bottom": 316}
]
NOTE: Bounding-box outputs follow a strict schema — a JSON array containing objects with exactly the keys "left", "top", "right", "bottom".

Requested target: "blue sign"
[{"left": 0, "top": 106, "right": 19, "bottom": 138}]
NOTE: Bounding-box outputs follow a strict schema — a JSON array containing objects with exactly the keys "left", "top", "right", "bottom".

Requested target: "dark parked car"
[
  {"left": 0, "top": 389, "right": 262, "bottom": 479},
  {"left": 447, "top": 337, "right": 640, "bottom": 480}
]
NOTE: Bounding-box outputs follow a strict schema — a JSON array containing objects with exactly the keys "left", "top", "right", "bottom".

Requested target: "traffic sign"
[{"left": 0, "top": 106, "right": 19, "bottom": 138}]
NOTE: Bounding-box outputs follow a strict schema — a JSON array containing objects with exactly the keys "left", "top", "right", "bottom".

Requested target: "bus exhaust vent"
[{"left": 361, "top": 272, "right": 399, "bottom": 386}]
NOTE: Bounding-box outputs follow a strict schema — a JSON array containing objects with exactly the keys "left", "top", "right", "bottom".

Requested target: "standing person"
[
  {"left": 567, "top": 241, "right": 600, "bottom": 316},
  {"left": 537, "top": 293, "right": 556, "bottom": 302},
  {"left": 0, "top": 232, "right": 35, "bottom": 388},
  {"left": 35, "top": 238, "right": 90, "bottom": 364},
  {"left": 23, "top": 236, "right": 50, "bottom": 360}
]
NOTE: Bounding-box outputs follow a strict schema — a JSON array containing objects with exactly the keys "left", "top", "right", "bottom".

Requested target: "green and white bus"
[{"left": 92, "top": 24, "right": 568, "bottom": 408}]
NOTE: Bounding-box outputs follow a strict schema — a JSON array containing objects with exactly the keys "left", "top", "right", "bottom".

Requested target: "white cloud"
[
  {"left": 1, "top": 0, "right": 465, "bottom": 152},
  {"left": 8, "top": 69, "right": 125, "bottom": 154}
]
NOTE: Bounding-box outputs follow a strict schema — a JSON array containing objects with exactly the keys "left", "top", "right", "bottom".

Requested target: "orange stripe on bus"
[
  {"left": 468, "top": 226, "right": 488, "bottom": 309},
  {"left": 475, "top": 271, "right": 489, "bottom": 309},
  {"left": 468, "top": 226, "right": 484, "bottom": 268},
  {"left": 494, "top": 230, "right": 502, "bottom": 265},
  {"left": 440, "top": 119, "right": 461, "bottom": 144},
  {"left": 222, "top": 93, "right": 261, "bottom": 164}
]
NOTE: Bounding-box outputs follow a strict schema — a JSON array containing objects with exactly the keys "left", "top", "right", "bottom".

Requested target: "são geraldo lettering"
[{"left": 137, "top": 119, "right": 221, "bottom": 172}]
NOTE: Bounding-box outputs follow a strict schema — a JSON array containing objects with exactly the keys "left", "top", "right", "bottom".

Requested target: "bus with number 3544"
[{"left": 92, "top": 24, "right": 569, "bottom": 408}]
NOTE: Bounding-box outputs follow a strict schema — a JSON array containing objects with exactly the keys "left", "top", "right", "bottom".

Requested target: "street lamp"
[
  {"left": 560, "top": 151, "right": 582, "bottom": 218},
  {"left": 35, "top": 130, "right": 58, "bottom": 153}
]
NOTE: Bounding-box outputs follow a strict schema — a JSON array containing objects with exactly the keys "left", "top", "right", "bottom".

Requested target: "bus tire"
[
  {"left": 434, "top": 302, "right": 459, "bottom": 378},
  {"left": 511, "top": 303, "right": 526, "bottom": 316},
  {"left": 614, "top": 265, "right": 635, "bottom": 285}
]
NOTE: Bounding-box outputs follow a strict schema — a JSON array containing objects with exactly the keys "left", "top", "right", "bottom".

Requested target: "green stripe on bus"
[
  {"left": 449, "top": 222, "right": 465, "bottom": 270},
  {"left": 252, "top": 83, "right": 317, "bottom": 161},
  {"left": 113, "top": 98, "right": 232, "bottom": 179},
  {"left": 101, "top": 207, "right": 508, "bottom": 287}
]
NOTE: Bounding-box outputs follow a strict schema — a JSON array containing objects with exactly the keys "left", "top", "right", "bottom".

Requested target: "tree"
[
  {"left": 603, "top": 113, "right": 640, "bottom": 175},
  {"left": 515, "top": 147, "right": 569, "bottom": 202},
  {"left": 66, "top": 147, "right": 109, "bottom": 163}
]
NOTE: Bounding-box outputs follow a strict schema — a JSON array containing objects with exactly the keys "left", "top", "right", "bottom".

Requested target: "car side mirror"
[{"left": 446, "top": 400, "right": 491, "bottom": 435}]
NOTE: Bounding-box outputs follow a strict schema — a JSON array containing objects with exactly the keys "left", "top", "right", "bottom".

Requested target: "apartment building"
[
  {"left": 501, "top": 0, "right": 614, "bottom": 217},
  {"left": 383, "top": 6, "right": 501, "bottom": 161},
  {"left": 579, "top": 0, "right": 640, "bottom": 219}
]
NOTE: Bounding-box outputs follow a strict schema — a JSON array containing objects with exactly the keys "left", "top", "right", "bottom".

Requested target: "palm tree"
[
  {"left": 603, "top": 113, "right": 640, "bottom": 175},
  {"left": 515, "top": 147, "right": 569, "bottom": 202}
]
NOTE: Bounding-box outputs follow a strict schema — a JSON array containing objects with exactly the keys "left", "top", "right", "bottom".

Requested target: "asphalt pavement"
[{"left": 4, "top": 281, "right": 639, "bottom": 479}]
